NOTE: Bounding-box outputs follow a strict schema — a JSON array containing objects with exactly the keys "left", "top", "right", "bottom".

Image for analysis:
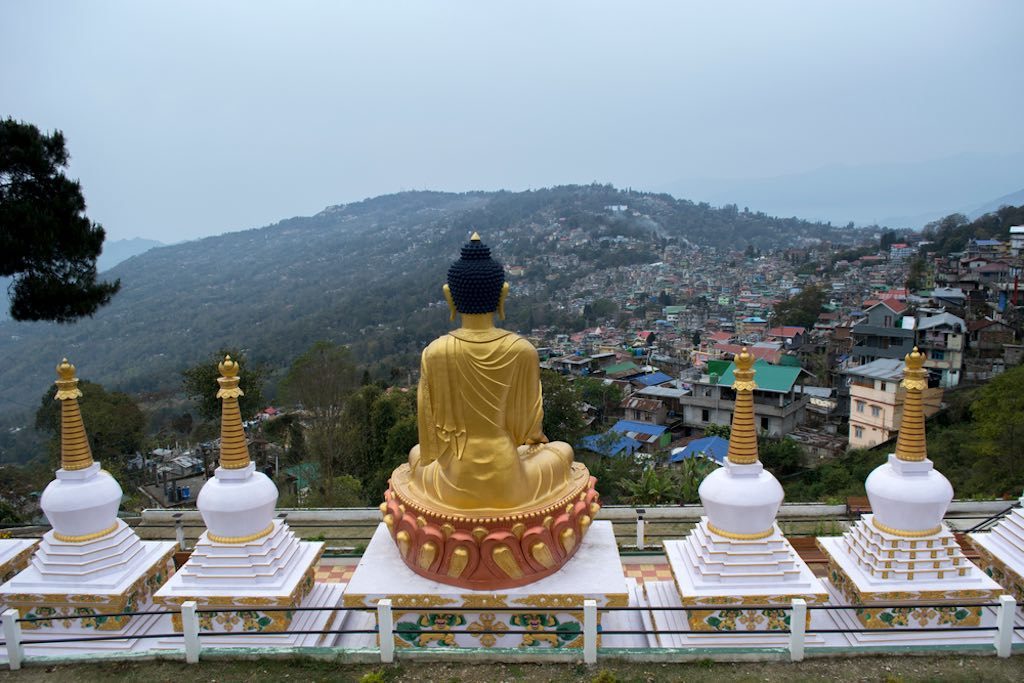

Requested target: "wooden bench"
[
  {"left": 846, "top": 496, "right": 872, "bottom": 515},
  {"left": 789, "top": 536, "right": 829, "bottom": 565},
  {"left": 954, "top": 533, "right": 981, "bottom": 561}
]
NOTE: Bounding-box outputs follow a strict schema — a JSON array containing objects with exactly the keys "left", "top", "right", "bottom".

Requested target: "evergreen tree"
[
  {"left": 182, "top": 348, "right": 268, "bottom": 422},
  {"left": 0, "top": 118, "right": 119, "bottom": 322}
]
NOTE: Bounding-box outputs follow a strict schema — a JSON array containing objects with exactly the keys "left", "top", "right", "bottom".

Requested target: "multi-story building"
[
  {"left": 1010, "top": 226, "right": 1024, "bottom": 256},
  {"left": 678, "top": 360, "right": 808, "bottom": 437},
  {"left": 889, "top": 243, "right": 915, "bottom": 261},
  {"left": 915, "top": 312, "right": 966, "bottom": 388},
  {"left": 850, "top": 300, "right": 915, "bottom": 365},
  {"left": 845, "top": 359, "right": 942, "bottom": 449},
  {"left": 620, "top": 396, "right": 668, "bottom": 425}
]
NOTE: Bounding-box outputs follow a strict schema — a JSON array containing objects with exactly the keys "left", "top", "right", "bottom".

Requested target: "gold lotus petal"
[
  {"left": 448, "top": 547, "right": 469, "bottom": 578},
  {"left": 418, "top": 542, "right": 437, "bottom": 569},
  {"left": 492, "top": 546, "right": 523, "bottom": 579},
  {"left": 531, "top": 542, "right": 555, "bottom": 569}
]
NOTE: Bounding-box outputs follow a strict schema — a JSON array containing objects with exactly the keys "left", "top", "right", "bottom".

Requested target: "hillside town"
[{"left": 519, "top": 218, "right": 1024, "bottom": 465}]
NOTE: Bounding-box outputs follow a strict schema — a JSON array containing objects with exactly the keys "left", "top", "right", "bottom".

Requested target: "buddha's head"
[{"left": 444, "top": 232, "right": 509, "bottom": 320}]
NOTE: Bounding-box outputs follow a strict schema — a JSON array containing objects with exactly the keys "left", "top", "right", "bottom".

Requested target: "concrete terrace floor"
[{"left": 314, "top": 556, "right": 679, "bottom": 585}]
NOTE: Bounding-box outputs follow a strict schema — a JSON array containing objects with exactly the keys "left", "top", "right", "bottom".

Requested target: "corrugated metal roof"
[{"left": 718, "top": 360, "right": 803, "bottom": 393}]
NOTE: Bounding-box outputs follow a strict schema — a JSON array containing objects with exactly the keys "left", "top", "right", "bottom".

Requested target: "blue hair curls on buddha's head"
[{"left": 446, "top": 233, "right": 505, "bottom": 314}]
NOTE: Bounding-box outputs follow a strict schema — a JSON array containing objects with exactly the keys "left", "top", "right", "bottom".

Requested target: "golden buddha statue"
[{"left": 383, "top": 234, "right": 599, "bottom": 589}]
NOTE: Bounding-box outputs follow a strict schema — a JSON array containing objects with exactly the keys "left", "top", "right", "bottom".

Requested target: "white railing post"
[
  {"left": 635, "top": 508, "right": 646, "bottom": 550},
  {"left": 995, "top": 594, "right": 1016, "bottom": 658},
  {"left": 181, "top": 600, "right": 200, "bottom": 664},
  {"left": 789, "top": 598, "right": 807, "bottom": 662},
  {"left": 583, "top": 599, "right": 598, "bottom": 665},
  {"left": 2, "top": 608, "right": 23, "bottom": 671},
  {"left": 378, "top": 598, "right": 394, "bottom": 663}
]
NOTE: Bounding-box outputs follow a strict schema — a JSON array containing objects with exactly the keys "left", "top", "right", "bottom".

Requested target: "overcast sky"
[{"left": 2, "top": 1, "right": 1022, "bottom": 241}]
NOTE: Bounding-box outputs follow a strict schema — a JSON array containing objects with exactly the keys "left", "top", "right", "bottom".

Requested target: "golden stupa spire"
[
  {"left": 54, "top": 359, "right": 94, "bottom": 471},
  {"left": 726, "top": 348, "right": 759, "bottom": 465},
  {"left": 470, "top": 231, "right": 481, "bottom": 241},
  {"left": 216, "top": 355, "right": 251, "bottom": 469},
  {"left": 895, "top": 347, "right": 928, "bottom": 462}
]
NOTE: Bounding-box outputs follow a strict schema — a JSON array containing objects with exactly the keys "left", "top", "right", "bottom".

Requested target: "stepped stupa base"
[
  {"left": 342, "top": 520, "right": 627, "bottom": 649},
  {"left": 663, "top": 518, "right": 827, "bottom": 632},
  {"left": 154, "top": 520, "right": 331, "bottom": 637},
  {"left": 149, "top": 582, "right": 348, "bottom": 650},
  {"left": 968, "top": 508, "right": 1024, "bottom": 604},
  {"left": 0, "top": 524, "right": 175, "bottom": 633},
  {"left": 0, "top": 540, "right": 37, "bottom": 585},
  {"left": 818, "top": 515, "right": 1003, "bottom": 629}
]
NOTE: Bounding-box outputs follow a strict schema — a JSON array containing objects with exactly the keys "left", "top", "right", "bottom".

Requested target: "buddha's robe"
[{"left": 408, "top": 327, "right": 573, "bottom": 511}]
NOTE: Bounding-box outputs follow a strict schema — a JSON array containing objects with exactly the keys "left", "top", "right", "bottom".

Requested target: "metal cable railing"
[{"left": 0, "top": 595, "right": 1018, "bottom": 671}]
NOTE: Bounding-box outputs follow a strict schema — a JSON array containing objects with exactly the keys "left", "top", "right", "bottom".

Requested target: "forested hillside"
[{"left": 0, "top": 185, "right": 862, "bottom": 413}]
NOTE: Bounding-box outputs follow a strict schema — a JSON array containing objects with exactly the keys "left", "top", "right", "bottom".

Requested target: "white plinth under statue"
[
  {"left": 649, "top": 350, "right": 826, "bottom": 637},
  {"left": 341, "top": 521, "right": 631, "bottom": 649},
  {"left": 153, "top": 356, "right": 342, "bottom": 647},
  {"left": 968, "top": 492, "right": 1024, "bottom": 604},
  {"left": 0, "top": 360, "right": 176, "bottom": 653},
  {"left": 817, "top": 350, "right": 1002, "bottom": 632}
]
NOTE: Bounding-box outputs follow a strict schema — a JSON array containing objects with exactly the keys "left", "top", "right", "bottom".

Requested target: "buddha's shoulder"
[{"left": 423, "top": 330, "right": 534, "bottom": 355}]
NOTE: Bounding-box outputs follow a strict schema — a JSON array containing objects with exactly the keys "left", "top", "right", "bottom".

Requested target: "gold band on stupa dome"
[
  {"left": 707, "top": 522, "right": 774, "bottom": 541},
  {"left": 871, "top": 517, "right": 942, "bottom": 538},
  {"left": 207, "top": 523, "right": 275, "bottom": 544},
  {"left": 54, "top": 522, "right": 119, "bottom": 543}
]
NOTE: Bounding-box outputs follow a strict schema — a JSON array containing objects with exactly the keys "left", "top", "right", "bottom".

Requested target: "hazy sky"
[{"left": 2, "top": 1, "right": 1022, "bottom": 241}]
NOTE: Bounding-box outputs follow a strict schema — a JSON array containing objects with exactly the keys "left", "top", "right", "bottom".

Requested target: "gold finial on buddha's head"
[
  {"left": 896, "top": 347, "right": 928, "bottom": 462},
  {"left": 470, "top": 231, "right": 481, "bottom": 242},
  {"left": 726, "top": 348, "right": 759, "bottom": 465},
  {"left": 53, "top": 358, "right": 93, "bottom": 471}
]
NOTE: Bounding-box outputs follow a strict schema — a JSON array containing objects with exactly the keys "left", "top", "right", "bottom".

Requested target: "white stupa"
[
  {"left": 153, "top": 356, "right": 343, "bottom": 646},
  {"left": 968, "top": 490, "right": 1024, "bottom": 604},
  {"left": 651, "top": 348, "right": 826, "bottom": 636},
  {"left": 818, "top": 348, "right": 1002, "bottom": 632},
  {"left": 0, "top": 360, "right": 176, "bottom": 648}
]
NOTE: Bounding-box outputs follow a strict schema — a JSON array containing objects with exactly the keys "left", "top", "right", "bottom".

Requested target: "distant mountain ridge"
[
  {"left": 667, "top": 152, "right": 1024, "bottom": 229},
  {"left": 0, "top": 185, "right": 863, "bottom": 414},
  {"left": 967, "top": 188, "right": 1024, "bottom": 220},
  {"left": 97, "top": 238, "right": 164, "bottom": 272}
]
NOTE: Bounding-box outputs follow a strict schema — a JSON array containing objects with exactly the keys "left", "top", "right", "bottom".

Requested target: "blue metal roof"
[
  {"left": 669, "top": 436, "right": 729, "bottom": 464},
  {"left": 633, "top": 371, "right": 673, "bottom": 386},
  {"left": 610, "top": 420, "right": 668, "bottom": 444},
  {"left": 578, "top": 433, "right": 642, "bottom": 457}
]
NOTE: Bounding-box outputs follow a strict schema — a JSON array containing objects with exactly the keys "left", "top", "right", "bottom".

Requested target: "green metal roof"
[
  {"left": 284, "top": 462, "right": 320, "bottom": 490},
  {"left": 603, "top": 361, "right": 641, "bottom": 375},
  {"left": 778, "top": 354, "right": 802, "bottom": 367},
  {"left": 720, "top": 360, "right": 802, "bottom": 393},
  {"left": 706, "top": 360, "right": 731, "bottom": 378}
]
